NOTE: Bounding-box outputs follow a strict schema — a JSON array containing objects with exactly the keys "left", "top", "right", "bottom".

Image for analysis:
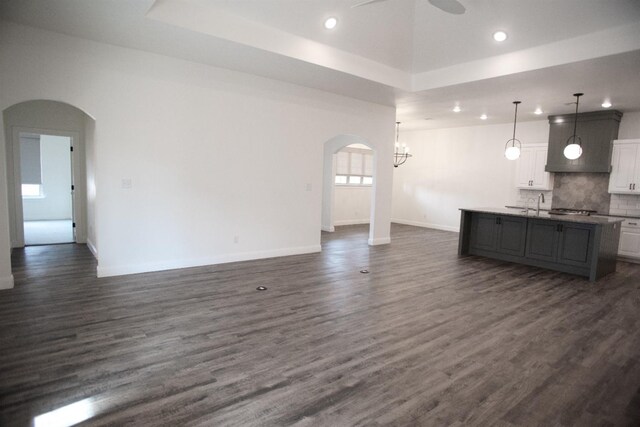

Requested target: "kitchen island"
[{"left": 458, "top": 208, "right": 623, "bottom": 281}]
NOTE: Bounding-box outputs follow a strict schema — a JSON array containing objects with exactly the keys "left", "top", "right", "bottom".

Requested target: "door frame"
[{"left": 8, "top": 126, "right": 85, "bottom": 247}]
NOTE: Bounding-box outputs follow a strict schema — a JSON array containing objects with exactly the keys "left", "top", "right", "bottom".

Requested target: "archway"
[
  {"left": 3, "top": 100, "right": 96, "bottom": 254},
  {"left": 321, "top": 135, "right": 378, "bottom": 245}
]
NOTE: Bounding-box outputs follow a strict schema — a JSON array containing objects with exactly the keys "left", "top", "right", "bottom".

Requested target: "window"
[
  {"left": 20, "top": 134, "right": 43, "bottom": 197},
  {"left": 334, "top": 147, "right": 373, "bottom": 186},
  {"left": 22, "top": 184, "right": 43, "bottom": 197}
]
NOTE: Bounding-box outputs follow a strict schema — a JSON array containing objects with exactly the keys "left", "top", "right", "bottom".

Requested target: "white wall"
[
  {"left": 85, "top": 119, "right": 97, "bottom": 257},
  {"left": 0, "top": 21, "right": 395, "bottom": 278},
  {"left": 391, "top": 120, "right": 550, "bottom": 231},
  {"left": 23, "top": 135, "right": 72, "bottom": 221},
  {"left": 619, "top": 111, "right": 640, "bottom": 139},
  {"left": 333, "top": 186, "right": 371, "bottom": 225}
]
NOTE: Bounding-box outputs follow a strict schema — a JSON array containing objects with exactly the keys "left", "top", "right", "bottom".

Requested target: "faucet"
[
  {"left": 537, "top": 193, "right": 545, "bottom": 215},
  {"left": 525, "top": 198, "right": 536, "bottom": 214}
]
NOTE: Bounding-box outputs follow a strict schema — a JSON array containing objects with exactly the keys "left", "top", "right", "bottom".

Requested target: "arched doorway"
[
  {"left": 3, "top": 100, "right": 96, "bottom": 253},
  {"left": 321, "top": 135, "right": 378, "bottom": 245}
]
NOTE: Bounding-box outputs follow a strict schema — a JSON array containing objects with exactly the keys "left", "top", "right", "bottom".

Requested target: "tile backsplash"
[
  {"left": 551, "top": 173, "right": 611, "bottom": 214},
  {"left": 515, "top": 189, "right": 553, "bottom": 210},
  {"left": 609, "top": 194, "right": 640, "bottom": 217}
]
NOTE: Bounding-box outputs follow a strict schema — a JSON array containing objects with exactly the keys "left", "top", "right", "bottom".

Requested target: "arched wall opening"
[
  {"left": 322, "top": 134, "right": 378, "bottom": 245},
  {"left": 2, "top": 100, "right": 97, "bottom": 258}
]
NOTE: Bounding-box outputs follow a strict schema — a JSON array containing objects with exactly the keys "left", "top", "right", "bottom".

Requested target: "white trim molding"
[
  {"left": 86, "top": 239, "right": 98, "bottom": 259},
  {"left": 333, "top": 219, "right": 370, "bottom": 226},
  {"left": 0, "top": 275, "right": 15, "bottom": 290},
  {"left": 97, "top": 245, "right": 321, "bottom": 278},
  {"left": 368, "top": 237, "right": 391, "bottom": 245},
  {"left": 392, "top": 219, "right": 460, "bottom": 233}
]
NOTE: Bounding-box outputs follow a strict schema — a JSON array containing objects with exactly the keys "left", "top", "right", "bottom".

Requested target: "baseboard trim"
[
  {"left": 392, "top": 219, "right": 460, "bottom": 233},
  {"left": 321, "top": 225, "right": 335, "bottom": 232},
  {"left": 96, "top": 245, "right": 322, "bottom": 278},
  {"left": 333, "top": 219, "right": 370, "bottom": 226},
  {"left": 0, "top": 275, "right": 15, "bottom": 290},
  {"left": 86, "top": 239, "right": 98, "bottom": 260},
  {"left": 368, "top": 237, "right": 391, "bottom": 245}
]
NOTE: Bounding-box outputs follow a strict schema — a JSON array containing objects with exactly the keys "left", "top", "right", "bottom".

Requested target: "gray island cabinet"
[{"left": 458, "top": 208, "right": 623, "bottom": 281}]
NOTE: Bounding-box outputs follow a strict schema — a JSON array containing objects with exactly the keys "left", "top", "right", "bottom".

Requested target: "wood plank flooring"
[{"left": 1, "top": 224, "right": 640, "bottom": 426}]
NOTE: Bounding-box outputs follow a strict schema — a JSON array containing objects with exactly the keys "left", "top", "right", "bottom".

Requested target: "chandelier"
[{"left": 394, "top": 122, "right": 412, "bottom": 167}]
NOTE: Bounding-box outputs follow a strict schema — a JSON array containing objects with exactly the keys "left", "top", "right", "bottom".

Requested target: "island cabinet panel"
[
  {"left": 526, "top": 220, "right": 595, "bottom": 266},
  {"left": 469, "top": 214, "right": 499, "bottom": 252},
  {"left": 558, "top": 223, "right": 595, "bottom": 267},
  {"left": 459, "top": 209, "right": 622, "bottom": 281},
  {"left": 526, "top": 220, "right": 560, "bottom": 262},
  {"left": 469, "top": 214, "right": 527, "bottom": 256},
  {"left": 497, "top": 216, "right": 528, "bottom": 257}
]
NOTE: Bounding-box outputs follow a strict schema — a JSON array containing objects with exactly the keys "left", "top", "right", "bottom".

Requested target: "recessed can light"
[
  {"left": 602, "top": 101, "right": 612, "bottom": 108},
  {"left": 480, "top": 114, "right": 488, "bottom": 120},
  {"left": 493, "top": 31, "right": 508, "bottom": 42},
  {"left": 324, "top": 17, "right": 338, "bottom": 30},
  {"left": 453, "top": 105, "right": 461, "bottom": 113},
  {"left": 534, "top": 108, "right": 543, "bottom": 115}
]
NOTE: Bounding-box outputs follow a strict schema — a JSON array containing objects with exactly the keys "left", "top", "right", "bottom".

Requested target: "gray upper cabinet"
[{"left": 545, "top": 110, "right": 622, "bottom": 173}]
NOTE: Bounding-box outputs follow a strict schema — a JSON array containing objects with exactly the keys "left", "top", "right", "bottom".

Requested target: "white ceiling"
[
  {"left": 199, "top": 0, "right": 640, "bottom": 73},
  {"left": 1, "top": 0, "right": 640, "bottom": 130}
]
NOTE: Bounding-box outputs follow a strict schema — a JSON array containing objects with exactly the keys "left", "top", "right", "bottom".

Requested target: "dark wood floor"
[{"left": 1, "top": 224, "right": 640, "bottom": 426}]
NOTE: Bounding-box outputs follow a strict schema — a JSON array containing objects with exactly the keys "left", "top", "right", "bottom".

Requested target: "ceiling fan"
[{"left": 352, "top": 0, "right": 466, "bottom": 15}]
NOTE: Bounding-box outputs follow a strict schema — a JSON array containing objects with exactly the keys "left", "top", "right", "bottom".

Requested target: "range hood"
[{"left": 545, "top": 110, "right": 623, "bottom": 173}]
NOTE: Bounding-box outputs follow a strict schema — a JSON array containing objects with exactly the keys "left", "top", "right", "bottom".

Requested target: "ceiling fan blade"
[
  {"left": 428, "top": 0, "right": 466, "bottom": 14},
  {"left": 351, "top": 0, "right": 390, "bottom": 8}
]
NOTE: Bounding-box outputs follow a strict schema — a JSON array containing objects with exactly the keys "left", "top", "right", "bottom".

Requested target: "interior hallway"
[
  {"left": 1, "top": 224, "right": 640, "bottom": 426},
  {"left": 23, "top": 220, "right": 74, "bottom": 245}
]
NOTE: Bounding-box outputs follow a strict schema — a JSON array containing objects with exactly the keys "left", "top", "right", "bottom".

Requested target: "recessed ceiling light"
[
  {"left": 324, "top": 17, "right": 338, "bottom": 30},
  {"left": 453, "top": 105, "right": 461, "bottom": 113},
  {"left": 534, "top": 108, "right": 543, "bottom": 115},
  {"left": 602, "top": 100, "right": 612, "bottom": 108},
  {"left": 493, "top": 31, "right": 508, "bottom": 42},
  {"left": 480, "top": 114, "right": 488, "bottom": 120}
]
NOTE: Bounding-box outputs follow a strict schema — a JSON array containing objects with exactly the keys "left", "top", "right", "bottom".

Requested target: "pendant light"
[
  {"left": 393, "top": 122, "right": 412, "bottom": 167},
  {"left": 564, "top": 93, "right": 583, "bottom": 160},
  {"left": 504, "top": 101, "right": 521, "bottom": 160}
]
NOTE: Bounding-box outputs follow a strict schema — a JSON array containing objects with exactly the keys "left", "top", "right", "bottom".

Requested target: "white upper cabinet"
[
  {"left": 515, "top": 144, "right": 553, "bottom": 190},
  {"left": 609, "top": 140, "right": 640, "bottom": 194}
]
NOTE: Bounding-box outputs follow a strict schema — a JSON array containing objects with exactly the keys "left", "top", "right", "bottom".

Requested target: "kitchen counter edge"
[{"left": 460, "top": 207, "right": 624, "bottom": 225}]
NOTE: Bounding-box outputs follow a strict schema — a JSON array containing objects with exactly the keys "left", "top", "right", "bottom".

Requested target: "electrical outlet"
[
  {"left": 234, "top": 235, "right": 239, "bottom": 244},
  {"left": 121, "top": 178, "right": 132, "bottom": 189}
]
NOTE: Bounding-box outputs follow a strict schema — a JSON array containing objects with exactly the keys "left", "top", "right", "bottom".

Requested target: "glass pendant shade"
[
  {"left": 564, "top": 143, "right": 582, "bottom": 160},
  {"left": 505, "top": 145, "right": 521, "bottom": 160}
]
